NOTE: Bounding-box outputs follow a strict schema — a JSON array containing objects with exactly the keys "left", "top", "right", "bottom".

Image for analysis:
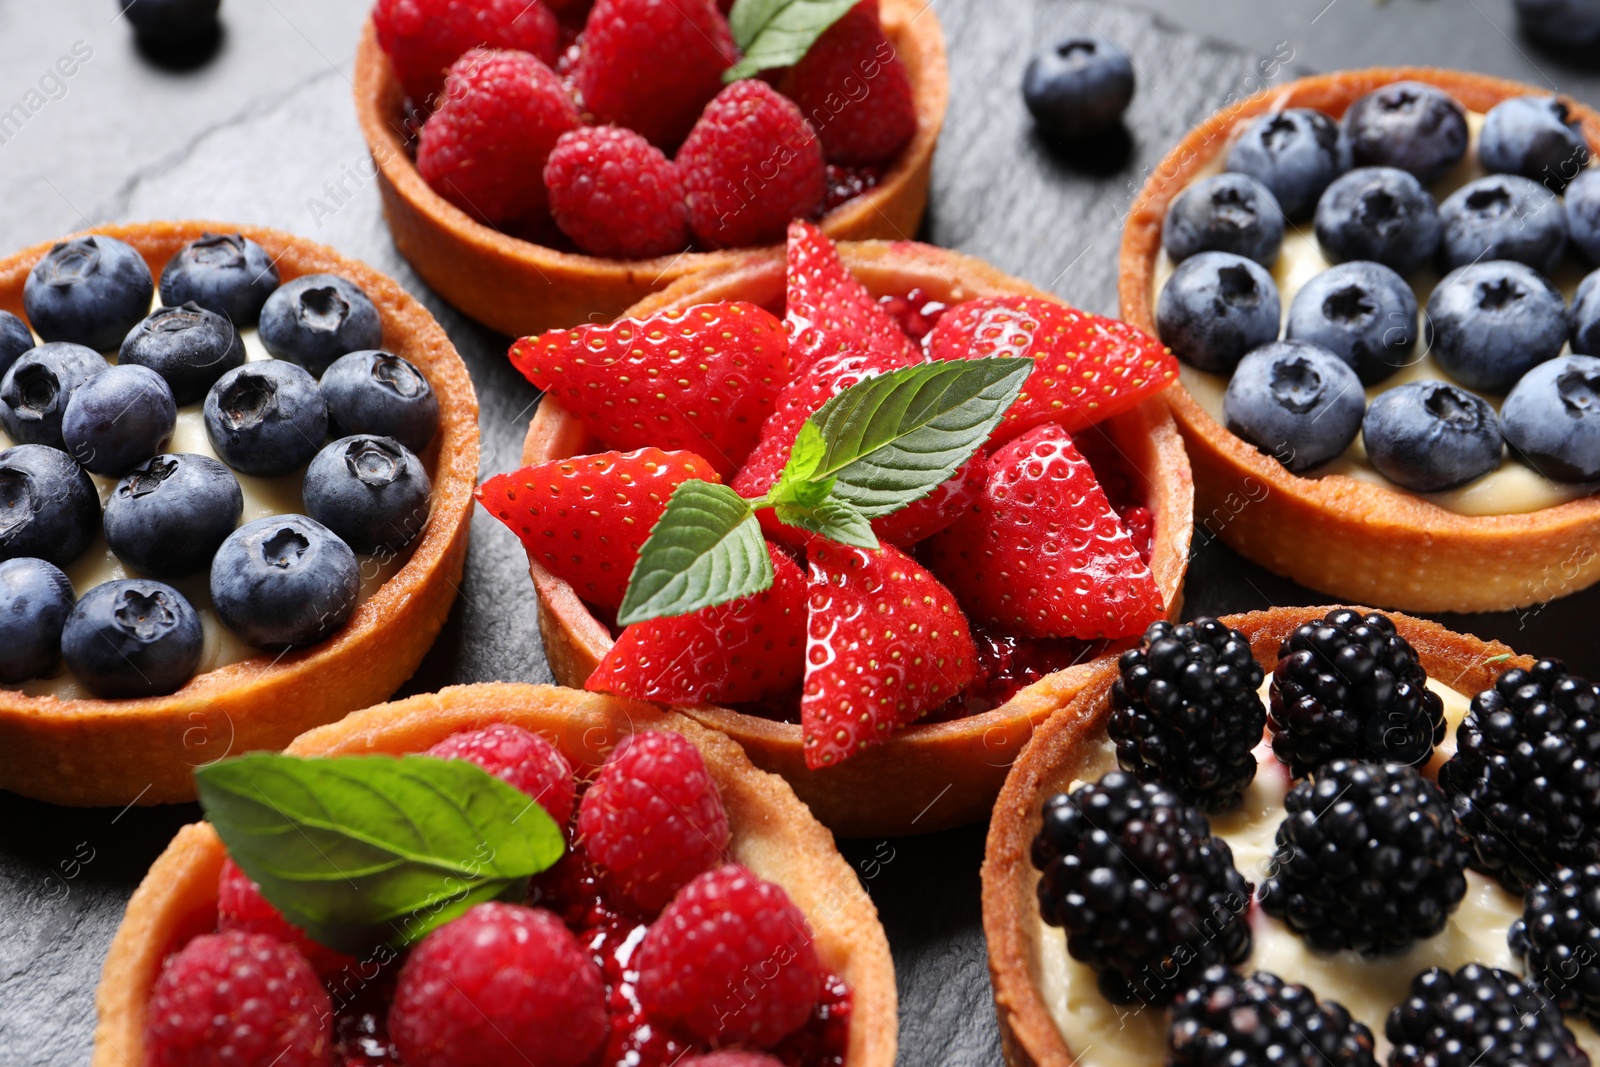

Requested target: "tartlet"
[
  {"left": 351, "top": 0, "right": 949, "bottom": 338},
  {"left": 520, "top": 239, "right": 1193, "bottom": 837},
  {"left": 92, "top": 681, "right": 897, "bottom": 1067},
  {"left": 0, "top": 221, "right": 478, "bottom": 808},
  {"left": 1119, "top": 68, "right": 1600, "bottom": 613}
]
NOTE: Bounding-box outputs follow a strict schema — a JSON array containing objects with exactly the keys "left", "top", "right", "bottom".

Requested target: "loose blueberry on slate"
[
  {"left": 1285, "top": 261, "right": 1418, "bottom": 385},
  {"left": 1155, "top": 251, "right": 1281, "bottom": 374},
  {"left": 1512, "top": 0, "right": 1600, "bottom": 44},
  {"left": 0, "top": 342, "right": 110, "bottom": 449},
  {"left": 1223, "top": 340, "right": 1365, "bottom": 473},
  {"left": 1314, "top": 167, "right": 1442, "bottom": 276},
  {"left": 1020, "top": 34, "right": 1135, "bottom": 139},
  {"left": 1362, "top": 381, "right": 1503, "bottom": 493},
  {"left": 1224, "top": 108, "right": 1349, "bottom": 220},
  {"left": 304, "top": 435, "right": 432, "bottom": 554},
  {"left": 210, "top": 514, "right": 359, "bottom": 651},
  {"left": 0, "top": 444, "right": 99, "bottom": 566},
  {"left": 104, "top": 454, "right": 242, "bottom": 578},
  {"left": 1426, "top": 260, "right": 1569, "bottom": 393},
  {"left": 1502, "top": 355, "right": 1600, "bottom": 482},
  {"left": 1575, "top": 270, "right": 1600, "bottom": 356},
  {"left": 120, "top": 302, "right": 246, "bottom": 405},
  {"left": 22, "top": 235, "right": 153, "bottom": 351},
  {"left": 0, "top": 311, "right": 33, "bottom": 375},
  {"left": 203, "top": 359, "right": 329, "bottom": 477},
  {"left": 119, "top": 0, "right": 222, "bottom": 44},
  {"left": 61, "top": 365, "right": 177, "bottom": 477},
  {"left": 159, "top": 233, "right": 279, "bottom": 327},
  {"left": 319, "top": 350, "right": 439, "bottom": 453},
  {"left": 259, "top": 273, "right": 383, "bottom": 376},
  {"left": 1571, "top": 168, "right": 1600, "bottom": 265},
  {"left": 1437, "top": 175, "right": 1569, "bottom": 277},
  {"left": 60, "top": 579, "right": 202, "bottom": 698},
  {"left": 1342, "top": 81, "right": 1469, "bottom": 184},
  {"left": 1161, "top": 173, "right": 1285, "bottom": 267},
  {"left": 1479, "top": 95, "right": 1591, "bottom": 189},
  {"left": 0, "top": 558, "right": 75, "bottom": 683}
]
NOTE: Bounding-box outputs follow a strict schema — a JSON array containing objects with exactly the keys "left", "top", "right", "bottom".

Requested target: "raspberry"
[
  {"left": 543, "top": 126, "right": 689, "bottom": 258},
  {"left": 680, "top": 1054, "right": 787, "bottom": 1067},
  {"left": 636, "top": 865, "right": 823, "bottom": 1047},
  {"left": 576, "top": 730, "right": 730, "bottom": 913},
  {"left": 678, "top": 81, "right": 827, "bottom": 250},
  {"left": 778, "top": 0, "right": 917, "bottom": 166},
  {"left": 575, "top": 0, "right": 736, "bottom": 150},
  {"left": 374, "top": 0, "right": 559, "bottom": 105},
  {"left": 389, "top": 903, "right": 607, "bottom": 1067},
  {"left": 426, "top": 723, "right": 577, "bottom": 826},
  {"left": 145, "top": 931, "right": 331, "bottom": 1067},
  {"left": 216, "top": 857, "right": 353, "bottom": 976},
  {"left": 416, "top": 49, "right": 579, "bottom": 227}
]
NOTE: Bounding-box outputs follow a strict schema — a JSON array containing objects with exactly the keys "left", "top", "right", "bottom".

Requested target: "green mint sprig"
[
  {"left": 615, "top": 357, "right": 1032, "bottom": 626},
  {"left": 724, "top": 0, "right": 861, "bottom": 82}
]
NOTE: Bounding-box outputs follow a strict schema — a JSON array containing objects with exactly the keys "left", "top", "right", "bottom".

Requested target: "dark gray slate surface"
[{"left": 0, "top": 2, "right": 1597, "bottom": 1064}]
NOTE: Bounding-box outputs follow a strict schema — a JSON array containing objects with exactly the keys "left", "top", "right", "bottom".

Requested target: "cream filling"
[
  {"left": 1033, "top": 679, "right": 1600, "bottom": 1063},
  {"left": 1155, "top": 110, "right": 1598, "bottom": 516}
]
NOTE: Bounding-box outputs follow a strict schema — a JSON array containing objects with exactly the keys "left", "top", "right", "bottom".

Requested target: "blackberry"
[
  {"left": 1511, "top": 864, "right": 1600, "bottom": 1025},
  {"left": 1031, "top": 771, "right": 1252, "bottom": 1006},
  {"left": 1109, "top": 617, "right": 1266, "bottom": 812},
  {"left": 1168, "top": 965, "right": 1377, "bottom": 1067},
  {"left": 1439, "top": 658, "right": 1600, "bottom": 893},
  {"left": 1268, "top": 608, "right": 1445, "bottom": 775},
  {"left": 1259, "top": 760, "right": 1467, "bottom": 955},
  {"left": 1386, "top": 963, "right": 1588, "bottom": 1067}
]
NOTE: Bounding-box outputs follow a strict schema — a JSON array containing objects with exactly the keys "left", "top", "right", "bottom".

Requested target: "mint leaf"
[
  {"left": 774, "top": 495, "right": 878, "bottom": 549},
  {"left": 724, "top": 0, "right": 859, "bottom": 81},
  {"left": 195, "top": 753, "right": 564, "bottom": 953},
  {"left": 617, "top": 479, "right": 772, "bottom": 625},
  {"left": 779, "top": 420, "right": 826, "bottom": 486}
]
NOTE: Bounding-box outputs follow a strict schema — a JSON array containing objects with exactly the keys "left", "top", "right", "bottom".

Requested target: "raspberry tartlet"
[
  {"left": 0, "top": 221, "right": 477, "bottom": 807},
  {"left": 352, "top": 0, "right": 948, "bottom": 336},
  {"left": 1121, "top": 68, "right": 1600, "bottom": 612},
  {"left": 93, "top": 683, "right": 896, "bottom": 1067}
]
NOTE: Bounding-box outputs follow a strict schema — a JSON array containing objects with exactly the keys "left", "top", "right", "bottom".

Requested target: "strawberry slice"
[
  {"left": 510, "top": 301, "right": 792, "bottom": 477},
  {"left": 585, "top": 543, "right": 807, "bottom": 704},
  {"left": 801, "top": 541, "right": 977, "bottom": 768},
  {"left": 922, "top": 423, "right": 1163, "bottom": 640},
  {"left": 476, "top": 448, "right": 719, "bottom": 610},
  {"left": 924, "top": 295, "right": 1178, "bottom": 443},
  {"left": 869, "top": 453, "right": 985, "bottom": 548},
  {"left": 786, "top": 220, "right": 919, "bottom": 371}
]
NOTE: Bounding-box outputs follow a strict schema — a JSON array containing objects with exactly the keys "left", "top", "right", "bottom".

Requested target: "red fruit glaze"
[
  {"left": 779, "top": 0, "right": 917, "bottom": 166},
  {"left": 544, "top": 125, "right": 690, "bottom": 259},
  {"left": 373, "top": 0, "right": 558, "bottom": 104},
  {"left": 785, "top": 219, "right": 920, "bottom": 370},
  {"left": 877, "top": 286, "right": 947, "bottom": 342},
  {"left": 426, "top": 723, "right": 577, "bottom": 825},
  {"left": 216, "top": 858, "right": 354, "bottom": 976},
  {"left": 681, "top": 1053, "right": 787, "bottom": 1067}
]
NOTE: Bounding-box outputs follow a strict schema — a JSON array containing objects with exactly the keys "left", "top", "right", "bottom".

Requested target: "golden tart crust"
[
  {"left": 0, "top": 221, "right": 479, "bottom": 808},
  {"left": 980, "top": 605, "right": 1531, "bottom": 1067},
  {"left": 1118, "top": 67, "right": 1600, "bottom": 614},
  {"left": 519, "top": 239, "right": 1194, "bottom": 837},
  {"left": 92, "top": 682, "right": 897, "bottom": 1067}
]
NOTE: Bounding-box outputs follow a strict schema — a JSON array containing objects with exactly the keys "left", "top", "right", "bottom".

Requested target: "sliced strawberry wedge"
[
  {"left": 869, "top": 453, "right": 986, "bottom": 548},
  {"left": 923, "top": 423, "right": 1163, "bottom": 640},
  {"left": 924, "top": 295, "right": 1178, "bottom": 443},
  {"left": 785, "top": 219, "right": 919, "bottom": 371},
  {"left": 801, "top": 541, "right": 976, "bottom": 768},
  {"left": 476, "top": 448, "right": 718, "bottom": 610},
  {"left": 509, "top": 301, "right": 792, "bottom": 477}
]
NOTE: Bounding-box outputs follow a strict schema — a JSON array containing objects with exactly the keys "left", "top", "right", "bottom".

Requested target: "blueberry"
[
  {"left": 210, "top": 515, "right": 359, "bottom": 651},
  {"left": 1502, "top": 355, "right": 1600, "bottom": 481},
  {"left": 1361, "top": 381, "right": 1503, "bottom": 492},
  {"left": 1425, "top": 261, "right": 1568, "bottom": 393},
  {"left": 1512, "top": 0, "right": 1600, "bottom": 45},
  {"left": 319, "top": 351, "right": 439, "bottom": 453},
  {"left": 304, "top": 436, "right": 432, "bottom": 554},
  {"left": 1573, "top": 270, "right": 1600, "bottom": 356},
  {"left": 1162, "top": 173, "right": 1284, "bottom": 266},
  {"left": 1342, "top": 81, "right": 1469, "bottom": 184},
  {"left": 23, "top": 235, "right": 154, "bottom": 351},
  {"left": 1569, "top": 168, "right": 1600, "bottom": 265},
  {"left": 120, "top": 302, "right": 246, "bottom": 405},
  {"left": 60, "top": 579, "right": 202, "bottom": 698},
  {"left": 0, "top": 558, "right": 75, "bottom": 683},
  {"left": 1155, "top": 251, "right": 1281, "bottom": 373},
  {"left": 159, "top": 233, "right": 279, "bottom": 327},
  {"left": 1286, "top": 261, "right": 1418, "bottom": 385},
  {"left": 1223, "top": 340, "right": 1365, "bottom": 473},
  {"left": 0, "top": 444, "right": 99, "bottom": 566},
  {"left": 61, "top": 365, "right": 177, "bottom": 477},
  {"left": 259, "top": 274, "right": 383, "bottom": 376},
  {"left": 105, "top": 454, "right": 242, "bottom": 578},
  {"left": 0, "top": 311, "right": 34, "bottom": 376},
  {"left": 1479, "top": 95, "right": 1590, "bottom": 190},
  {"left": 1224, "top": 108, "right": 1348, "bottom": 220},
  {"left": 1437, "top": 175, "right": 1569, "bottom": 277},
  {"left": 119, "top": 0, "right": 222, "bottom": 43},
  {"left": 203, "top": 360, "right": 329, "bottom": 476},
  {"left": 0, "top": 342, "right": 111, "bottom": 449},
  {"left": 1314, "top": 167, "right": 1442, "bottom": 276},
  {"left": 1021, "top": 35, "right": 1135, "bottom": 139}
]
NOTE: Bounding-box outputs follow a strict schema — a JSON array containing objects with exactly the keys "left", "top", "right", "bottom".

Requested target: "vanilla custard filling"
[
  {"left": 1154, "top": 111, "right": 1598, "bottom": 516},
  {"left": 1033, "top": 678, "right": 1600, "bottom": 1063}
]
